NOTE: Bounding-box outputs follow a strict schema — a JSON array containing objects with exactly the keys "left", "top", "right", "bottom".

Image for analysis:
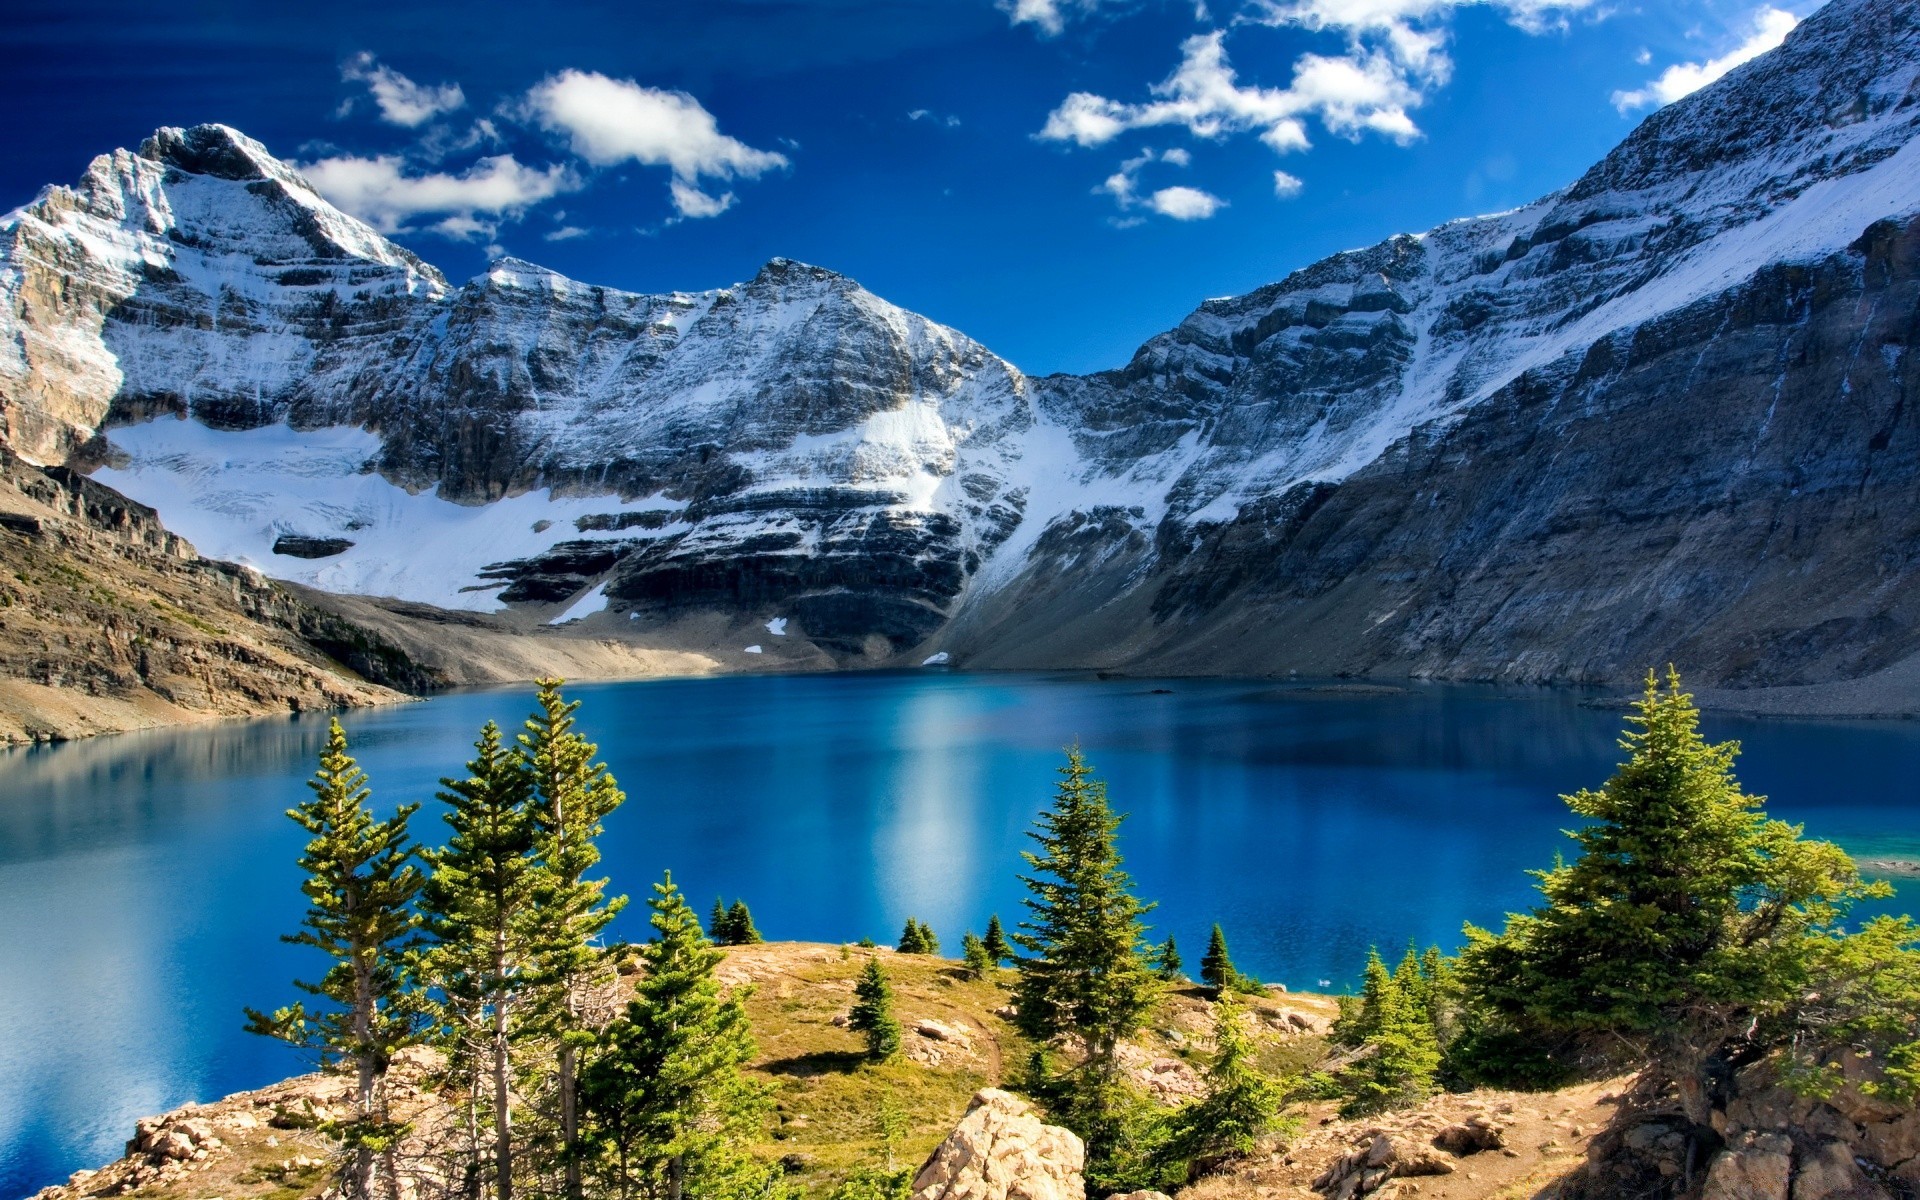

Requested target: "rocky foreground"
[{"left": 27, "top": 943, "right": 1920, "bottom": 1200}]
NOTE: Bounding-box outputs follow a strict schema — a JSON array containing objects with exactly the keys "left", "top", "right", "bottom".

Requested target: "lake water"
[{"left": 2, "top": 670, "right": 1917, "bottom": 1197}]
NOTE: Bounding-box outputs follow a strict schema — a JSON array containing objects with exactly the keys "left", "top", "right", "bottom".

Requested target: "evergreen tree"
[
  {"left": 961, "top": 932, "right": 993, "bottom": 978},
  {"left": 1162, "top": 993, "right": 1287, "bottom": 1175},
  {"left": 1338, "top": 965, "right": 1441, "bottom": 1116},
  {"left": 896, "top": 918, "right": 937, "bottom": 955},
  {"left": 982, "top": 915, "right": 1012, "bottom": 965},
  {"left": 1457, "top": 669, "right": 1883, "bottom": 1126},
  {"left": 1152, "top": 936, "right": 1183, "bottom": 982},
  {"left": 420, "top": 722, "right": 539, "bottom": 1200},
  {"left": 246, "top": 720, "right": 425, "bottom": 1200},
  {"left": 521, "top": 679, "right": 629, "bottom": 1200},
  {"left": 709, "top": 898, "right": 729, "bottom": 945},
  {"left": 579, "top": 873, "right": 769, "bottom": 1200},
  {"left": 848, "top": 957, "right": 902, "bottom": 1061},
  {"left": 1199, "top": 925, "right": 1237, "bottom": 994},
  {"left": 1012, "top": 747, "right": 1159, "bottom": 1063},
  {"left": 724, "top": 900, "right": 762, "bottom": 945},
  {"left": 1331, "top": 949, "right": 1393, "bottom": 1048}
]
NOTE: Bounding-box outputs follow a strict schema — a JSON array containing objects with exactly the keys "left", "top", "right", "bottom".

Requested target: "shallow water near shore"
[{"left": 2, "top": 670, "right": 1916, "bottom": 1197}]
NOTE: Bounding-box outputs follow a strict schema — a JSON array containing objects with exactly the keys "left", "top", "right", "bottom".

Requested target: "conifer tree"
[
  {"left": 420, "top": 722, "right": 539, "bottom": 1200},
  {"left": 896, "top": 918, "right": 937, "bottom": 955},
  {"left": 1338, "top": 963, "right": 1440, "bottom": 1115},
  {"left": 1163, "top": 992, "right": 1287, "bottom": 1174},
  {"left": 848, "top": 956, "right": 902, "bottom": 1060},
  {"left": 1457, "top": 669, "right": 1883, "bottom": 1124},
  {"left": 982, "top": 915, "right": 1012, "bottom": 965},
  {"left": 961, "top": 932, "right": 993, "bottom": 978},
  {"left": 724, "top": 900, "right": 762, "bottom": 945},
  {"left": 247, "top": 720, "right": 425, "bottom": 1200},
  {"left": 1331, "top": 949, "right": 1393, "bottom": 1048},
  {"left": 1153, "top": 936, "right": 1183, "bottom": 982},
  {"left": 1012, "top": 746, "right": 1159, "bottom": 1067},
  {"left": 709, "top": 898, "right": 729, "bottom": 945},
  {"left": 580, "top": 873, "right": 768, "bottom": 1200},
  {"left": 521, "top": 679, "right": 629, "bottom": 1200},
  {"left": 1199, "top": 925, "right": 1237, "bottom": 995}
]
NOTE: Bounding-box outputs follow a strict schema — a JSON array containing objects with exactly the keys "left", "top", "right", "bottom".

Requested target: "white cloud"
[
  {"left": 300, "top": 153, "right": 579, "bottom": 235},
  {"left": 1148, "top": 186, "right": 1226, "bottom": 219},
  {"left": 1611, "top": 6, "right": 1796, "bottom": 112},
  {"left": 523, "top": 70, "right": 787, "bottom": 219},
  {"left": 1040, "top": 32, "right": 1424, "bottom": 155},
  {"left": 1097, "top": 146, "right": 1223, "bottom": 220},
  {"left": 1272, "top": 169, "right": 1305, "bottom": 197},
  {"left": 544, "top": 225, "right": 591, "bottom": 242},
  {"left": 908, "top": 109, "right": 963, "bottom": 127},
  {"left": 999, "top": 0, "right": 1115, "bottom": 36},
  {"left": 340, "top": 53, "right": 466, "bottom": 128}
]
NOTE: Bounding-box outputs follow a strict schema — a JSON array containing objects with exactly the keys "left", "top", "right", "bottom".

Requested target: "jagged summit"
[{"left": 5, "top": 7, "right": 1920, "bottom": 689}]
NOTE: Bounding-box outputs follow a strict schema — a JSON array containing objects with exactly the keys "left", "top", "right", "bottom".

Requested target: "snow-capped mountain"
[{"left": 5, "top": 0, "right": 1920, "bottom": 686}]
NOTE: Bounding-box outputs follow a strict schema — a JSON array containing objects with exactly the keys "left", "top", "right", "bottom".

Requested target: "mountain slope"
[{"left": 3, "top": 0, "right": 1919, "bottom": 694}]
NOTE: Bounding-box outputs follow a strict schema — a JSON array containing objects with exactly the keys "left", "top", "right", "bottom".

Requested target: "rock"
[
  {"left": 911, "top": 1090, "right": 1084, "bottom": 1200},
  {"left": 1792, "top": 1139, "right": 1889, "bottom": 1200},
  {"left": 1703, "top": 1133, "right": 1793, "bottom": 1200},
  {"left": 830, "top": 1013, "right": 850, "bottom": 1028},
  {"left": 914, "top": 1018, "right": 973, "bottom": 1045},
  {"left": 1315, "top": 1133, "right": 1454, "bottom": 1199},
  {"left": 1432, "top": 1116, "right": 1505, "bottom": 1156},
  {"left": 1861, "top": 1109, "right": 1920, "bottom": 1174},
  {"left": 1107, "top": 1192, "right": 1172, "bottom": 1200}
]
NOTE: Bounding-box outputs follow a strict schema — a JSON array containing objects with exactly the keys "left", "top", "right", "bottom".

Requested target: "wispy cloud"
[
  {"left": 523, "top": 70, "right": 788, "bottom": 219},
  {"left": 908, "top": 109, "right": 963, "bottom": 127},
  {"left": 1272, "top": 169, "right": 1304, "bottom": 197},
  {"left": 1611, "top": 6, "right": 1796, "bottom": 112},
  {"left": 340, "top": 53, "right": 466, "bottom": 128},
  {"left": 1097, "top": 146, "right": 1224, "bottom": 221},
  {"left": 300, "top": 153, "right": 578, "bottom": 237},
  {"left": 1040, "top": 31, "right": 1424, "bottom": 157}
]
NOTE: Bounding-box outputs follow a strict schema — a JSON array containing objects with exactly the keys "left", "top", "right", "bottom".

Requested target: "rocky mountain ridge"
[{"left": 5, "top": 0, "right": 1920, "bottom": 693}]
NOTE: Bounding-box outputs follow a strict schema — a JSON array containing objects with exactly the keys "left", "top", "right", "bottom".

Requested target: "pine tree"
[
  {"left": 521, "top": 679, "right": 629, "bottom": 1200},
  {"left": 1339, "top": 965, "right": 1441, "bottom": 1115},
  {"left": 1013, "top": 746, "right": 1160, "bottom": 1071},
  {"left": 1163, "top": 992, "right": 1287, "bottom": 1174},
  {"left": 724, "top": 900, "right": 762, "bottom": 945},
  {"left": 246, "top": 720, "right": 425, "bottom": 1200},
  {"left": 580, "top": 873, "right": 769, "bottom": 1200},
  {"left": 420, "top": 722, "right": 539, "bottom": 1200},
  {"left": 709, "top": 898, "right": 729, "bottom": 945},
  {"left": 1457, "top": 669, "right": 1881, "bottom": 1125},
  {"left": 848, "top": 956, "right": 902, "bottom": 1060},
  {"left": 982, "top": 915, "right": 1012, "bottom": 965},
  {"left": 1331, "top": 948, "right": 1393, "bottom": 1048},
  {"left": 1199, "top": 925, "right": 1236, "bottom": 994},
  {"left": 1153, "top": 936, "right": 1183, "bottom": 982},
  {"left": 961, "top": 932, "right": 993, "bottom": 978},
  {"left": 897, "top": 918, "right": 937, "bottom": 955}
]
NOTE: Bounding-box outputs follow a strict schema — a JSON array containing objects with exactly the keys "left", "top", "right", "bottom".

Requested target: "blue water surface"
[{"left": 1, "top": 670, "right": 1915, "bottom": 1197}]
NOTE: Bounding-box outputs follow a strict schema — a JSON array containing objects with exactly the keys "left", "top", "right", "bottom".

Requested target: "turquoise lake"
[{"left": 2, "top": 670, "right": 1917, "bottom": 1197}]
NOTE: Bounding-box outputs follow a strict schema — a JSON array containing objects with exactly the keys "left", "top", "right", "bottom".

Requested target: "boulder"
[
  {"left": 911, "top": 1089, "right": 1085, "bottom": 1200},
  {"left": 1791, "top": 1139, "right": 1890, "bottom": 1200},
  {"left": 1703, "top": 1133, "right": 1793, "bottom": 1200},
  {"left": 1432, "top": 1116, "right": 1506, "bottom": 1156}
]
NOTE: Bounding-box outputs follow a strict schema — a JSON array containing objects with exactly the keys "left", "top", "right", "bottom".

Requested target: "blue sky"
[{"left": 3, "top": 0, "right": 1815, "bottom": 374}]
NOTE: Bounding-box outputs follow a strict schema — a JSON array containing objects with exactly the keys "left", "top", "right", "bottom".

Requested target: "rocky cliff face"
[{"left": 4, "top": 0, "right": 1920, "bottom": 685}]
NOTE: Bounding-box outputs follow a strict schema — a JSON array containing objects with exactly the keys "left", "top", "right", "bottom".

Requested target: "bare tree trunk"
[
  {"left": 492, "top": 964, "right": 514, "bottom": 1200},
  {"left": 560, "top": 1042, "right": 581, "bottom": 1200}
]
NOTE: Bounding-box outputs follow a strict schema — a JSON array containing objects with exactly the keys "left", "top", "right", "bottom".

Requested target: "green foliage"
[
  {"left": 823, "top": 1168, "right": 911, "bottom": 1200},
  {"left": 1030, "top": 1070, "right": 1180, "bottom": 1196},
  {"left": 520, "top": 679, "right": 630, "bottom": 1199},
  {"left": 723, "top": 901, "right": 763, "bottom": 946},
  {"left": 1160, "top": 993, "right": 1290, "bottom": 1178},
  {"left": 419, "top": 721, "right": 541, "bottom": 1200},
  {"left": 1782, "top": 916, "right": 1920, "bottom": 1105},
  {"left": 1199, "top": 925, "right": 1235, "bottom": 994},
  {"left": 960, "top": 932, "right": 993, "bottom": 979},
  {"left": 245, "top": 719, "right": 425, "bottom": 1200},
  {"left": 1330, "top": 949, "right": 1392, "bottom": 1049},
  {"left": 1152, "top": 935, "right": 1183, "bottom": 982},
  {"left": 1453, "top": 670, "right": 1890, "bottom": 1100},
  {"left": 896, "top": 918, "right": 938, "bottom": 955},
  {"left": 981, "top": 915, "right": 1012, "bottom": 965},
  {"left": 1337, "top": 949, "right": 1441, "bottom": 1116},
  {"left": 579, "top": 873, "right": 771, "bottom": 1200},
  {"left": 848, "top": 957, "right": 902, "bottom": 1061},
  {"left": 1011, "top": 746, "right": 1160, "bottom": 1062}
]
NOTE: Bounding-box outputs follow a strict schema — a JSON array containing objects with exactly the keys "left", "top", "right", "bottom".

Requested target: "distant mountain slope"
[{"left": 3, "top": 0, "right": 1919, "bottom": 695}]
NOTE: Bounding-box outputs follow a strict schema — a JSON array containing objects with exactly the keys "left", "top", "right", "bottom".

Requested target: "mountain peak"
[
  {"left": 138, "top": 123, "right": 283, "bottom": 183},
  {"left": 751, "top": 257, "right": 849, "bottom": 287}
]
